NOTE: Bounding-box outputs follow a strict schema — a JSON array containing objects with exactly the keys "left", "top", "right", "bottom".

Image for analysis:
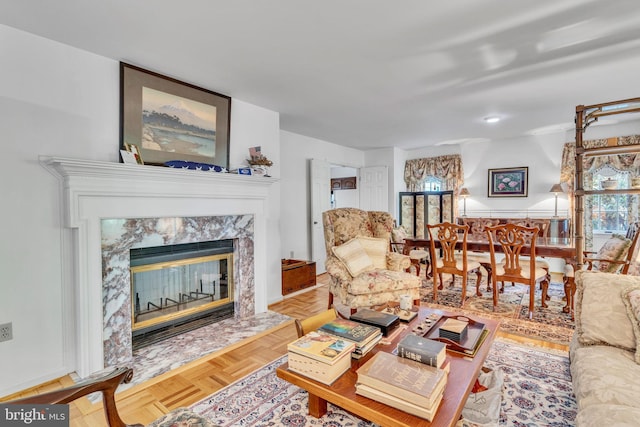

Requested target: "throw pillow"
[
  {"left": 594, "top": 234, "right": 632, "bottom": 273},
  {"left": 357, "top": 236, "right": 388, "bottom": 269},
  {"left": 574, "top": 270, "right": 637, "bottom": 351},
  {"left": 622, "top": 284, "right": 640, "bottom": 364},
  {"left": 331, "top": 238, "right": 374, "bottom": 277}
]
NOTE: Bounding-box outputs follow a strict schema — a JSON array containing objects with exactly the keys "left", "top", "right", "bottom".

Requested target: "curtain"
[
  {"left": 404, "top": 154, "right": 464, "bottom": 216},
  {"left": 561, "top": 137, "right": 640, "bottom": 250}
]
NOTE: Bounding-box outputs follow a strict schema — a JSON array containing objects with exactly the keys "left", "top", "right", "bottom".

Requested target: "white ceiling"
[{"left": 3, "top": 0, "right": 640, "bottom": 150}]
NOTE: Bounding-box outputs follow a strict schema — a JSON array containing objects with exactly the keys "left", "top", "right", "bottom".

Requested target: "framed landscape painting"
[
  {"left": 488, "top": 167, "right": 528, "bottom": 197},
  {"left": 120, "top": 63, "right": 231, "bottom": 168}
]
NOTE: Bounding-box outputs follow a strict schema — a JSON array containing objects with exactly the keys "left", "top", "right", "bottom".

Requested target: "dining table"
[{"left": 402, "top": 235, "right": 577, "bottom": 314}]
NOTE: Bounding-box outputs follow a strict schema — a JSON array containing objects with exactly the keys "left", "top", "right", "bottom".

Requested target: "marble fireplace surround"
[{"left": 42, "top": 157, "right": 277, "bottom": 377}]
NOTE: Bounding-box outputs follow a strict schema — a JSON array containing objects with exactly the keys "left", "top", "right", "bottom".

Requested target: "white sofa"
[{"left": 570, "top": 270, "right": 640, "bottom": 426}]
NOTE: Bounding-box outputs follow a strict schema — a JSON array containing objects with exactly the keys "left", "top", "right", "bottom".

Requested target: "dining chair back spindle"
[{"left": 485, "top": 223, "right": 549, "bottom": 319}]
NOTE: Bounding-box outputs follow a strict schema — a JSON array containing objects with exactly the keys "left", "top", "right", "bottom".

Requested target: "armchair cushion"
[
  {"left": 575, "top": 270, "right": 637, "bottom": 352},
  {"left": 358, "top": 236, "right": 389, "bottom": 269},
  {"left": 622, "top": 285, "right": 640, "bottom": 364},
  {"left": 331, "top": 237, "right": 374, "bottom": 276},
  {"left": 592, "top": 234, "right": 632, "bottom": 273}
]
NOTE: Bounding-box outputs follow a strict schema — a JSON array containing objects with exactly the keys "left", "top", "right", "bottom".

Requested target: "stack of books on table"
[
  {"left": 287, "top": 330, "right": 356, "bottom": 385},
  {"left": 396, "top": 334, "right": 446, "bottom": 368},
  {"left": 319, "top": 318, "right": 382, "bottom": 359},
  {"left": 355, "top": 352, "right": 448, "bottom": 421},
  {"left": 438, "top": 317, "right": 469, "bottom": 342}
]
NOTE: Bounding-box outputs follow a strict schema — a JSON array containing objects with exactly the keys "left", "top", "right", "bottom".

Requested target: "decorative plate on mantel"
[{"left": 164, "top": 160, "right": 227, "bottom": 172}]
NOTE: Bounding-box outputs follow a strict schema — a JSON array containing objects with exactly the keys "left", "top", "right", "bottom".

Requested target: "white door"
[
  {"left": 359, "top": 166, "right": 389, "bottom": 212},
  {"left": 310, "top": 159, "right": 331, "bottom": 273}
]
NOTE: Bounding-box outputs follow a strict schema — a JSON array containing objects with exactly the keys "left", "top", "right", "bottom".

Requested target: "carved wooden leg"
[
  {"left": 475, "top": 269, "right": 483, "bottom": 296},
  {"left": 540, "top": 279, "right": 549, "bottom": 308},
  {"left": 528, "top": 284, "right": 535, "bottom": 320},
  {"left": 438, "top": 273, "right": 444, "bottom": 290},
  {"left": 433, "top": 270, "right": 439, "bottom": 303},
  {"left": 460, "top": 273, "right": 466, "bottom": 307},
  {"left": 491, "top": 276, "right": 498, "bottom": 311},
  {"left": 483, "top": 263, "right": 493, "bottom": 292}
]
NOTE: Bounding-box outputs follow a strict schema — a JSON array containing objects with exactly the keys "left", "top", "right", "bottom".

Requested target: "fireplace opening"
[{"left": 130, "top": 239, "right": 235, "bottom": 350}]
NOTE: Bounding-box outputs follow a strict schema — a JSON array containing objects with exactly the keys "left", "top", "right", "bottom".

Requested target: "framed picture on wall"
[
  {"left": 488, "top": 167, "right": 528, "bottom": 197},
  {"left": 120, "top": 62, "right": 231, "bottom": 168}
]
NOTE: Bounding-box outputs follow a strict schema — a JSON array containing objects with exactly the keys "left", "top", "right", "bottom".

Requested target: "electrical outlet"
[{"left": 0, "top": 322, "right": 12, "bottom": 342}]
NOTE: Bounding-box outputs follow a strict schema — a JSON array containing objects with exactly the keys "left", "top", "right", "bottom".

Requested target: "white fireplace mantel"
[{"left": 41, "top": 156, "right": 277, "bottom": 376}]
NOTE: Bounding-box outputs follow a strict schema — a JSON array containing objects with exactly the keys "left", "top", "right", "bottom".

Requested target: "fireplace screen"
[{"left": 130, "top": 240, "right": 234, "bottom": 338}]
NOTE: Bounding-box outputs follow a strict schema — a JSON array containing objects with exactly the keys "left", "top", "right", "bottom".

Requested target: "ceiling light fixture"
[{"left": 484, "top": 116, "right": 500, "bottom": 123}]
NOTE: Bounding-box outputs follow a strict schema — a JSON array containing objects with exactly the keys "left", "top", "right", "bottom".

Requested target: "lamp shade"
[
  {"left": 549, "top": 183, "right": 564, "bottom": 194},
  {"left": 459, "top": 187, "right": 470, "bottom": 197}
]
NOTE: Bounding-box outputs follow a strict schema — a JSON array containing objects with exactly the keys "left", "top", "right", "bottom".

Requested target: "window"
[
  {"left": 424, "top": 176, "right": 443, "bottom": 191},
  {"left": 591, "top": 167, "right": 631, "bottom": 233}
]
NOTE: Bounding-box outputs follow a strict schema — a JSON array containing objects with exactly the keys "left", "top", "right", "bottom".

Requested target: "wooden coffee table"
[{"left": 276, "top": 307, "right": 500, "bottom": 427}]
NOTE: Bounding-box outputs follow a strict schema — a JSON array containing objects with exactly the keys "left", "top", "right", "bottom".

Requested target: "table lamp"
[
  {"left": 549, "top": 183, "right": 564, "bottom": 217},
  {"left": 459, "top": 187, "right": 470, "bottom": 217}
]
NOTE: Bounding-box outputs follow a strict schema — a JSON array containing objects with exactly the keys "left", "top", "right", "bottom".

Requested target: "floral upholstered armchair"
[{"left": 322, "top": 208, "right": 423, "bottom": 313}]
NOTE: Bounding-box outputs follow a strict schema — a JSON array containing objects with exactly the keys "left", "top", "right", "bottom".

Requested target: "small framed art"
[{"left": 488, "top": 167, "right": 528, "bottom": 197}]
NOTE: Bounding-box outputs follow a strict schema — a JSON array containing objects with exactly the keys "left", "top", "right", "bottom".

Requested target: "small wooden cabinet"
[
  {"left": 330, "top": 177, "right": 357, "bottom": 190},
  {"left": 282, "top": 259, "right": 316, "bottom": 295}
]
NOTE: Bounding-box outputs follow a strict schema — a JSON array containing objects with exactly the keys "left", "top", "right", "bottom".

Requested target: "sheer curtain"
[{"left": 404, "top": 154, "right": 464, "bottom": 216}]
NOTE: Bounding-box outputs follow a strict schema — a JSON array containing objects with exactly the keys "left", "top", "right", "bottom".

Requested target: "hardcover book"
[
  {"left": 319, "top": 318, "right": 381, "bottom": 344},
  {"left": 397, "top": 334, "right": 446, "bottom": 368},
  {"left": 356, "top": 351, "right": 447, "bottom": 408},
  {"left": 438, "top": 317, "right": 469, "bottom": 342},
  {"left": 350, "top": 309, "right": 400, "bottom": 337},
  {"left": 355, "top": 382, "right": 444, "bottom": 421},
  {"left": 288, "top": 350, "right": 352, "bottom": 385},
  {"left": 350, "top": 332, "right": 383, "bottom": 359},
  {"left": 287, "top": 331, "right": 356, "bottom": 365}
]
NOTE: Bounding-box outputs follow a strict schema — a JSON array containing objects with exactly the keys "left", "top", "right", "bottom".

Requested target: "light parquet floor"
[{"left": 4, "top": 274, "right": 566, "bottom": 426}]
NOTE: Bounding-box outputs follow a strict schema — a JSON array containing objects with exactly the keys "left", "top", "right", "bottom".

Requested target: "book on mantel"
[{"left": 355, "top": 351, "right": 447, "bottom": 409}]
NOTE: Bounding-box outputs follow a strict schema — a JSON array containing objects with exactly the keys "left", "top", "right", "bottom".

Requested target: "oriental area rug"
[
  {"left": 419, "top": 274, "right": 575, "bottom": 346},
  {"left": 189, "top": 338, "right": 577, "bottom": 426}
]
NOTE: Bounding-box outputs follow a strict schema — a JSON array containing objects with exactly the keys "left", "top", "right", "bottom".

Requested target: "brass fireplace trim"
[{"left": 130, "top": 253, "right": 234, "bottom": 332}]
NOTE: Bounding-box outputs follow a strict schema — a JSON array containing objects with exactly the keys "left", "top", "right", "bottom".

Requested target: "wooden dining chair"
[
  {"left": 426, "top": 222, "right": 482, "bottom": 306},
  {"left": 485, "top": 223, "right": 549, "bottom": 319}
]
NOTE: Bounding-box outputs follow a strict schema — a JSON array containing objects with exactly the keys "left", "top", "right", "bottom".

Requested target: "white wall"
[
  {"left": 404, "top": 136, "right": 568, "bottom": 217},
  {"left": 0, "top": 25, "right": 281, "bottom": 396},
  {"left": 280, "top": 131, "right": 364, "bottom": 263}
]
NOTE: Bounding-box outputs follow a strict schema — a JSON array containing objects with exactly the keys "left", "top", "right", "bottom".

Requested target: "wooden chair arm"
[{"left": 5, "top": 366, "right": 141, "bottom": 427}]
